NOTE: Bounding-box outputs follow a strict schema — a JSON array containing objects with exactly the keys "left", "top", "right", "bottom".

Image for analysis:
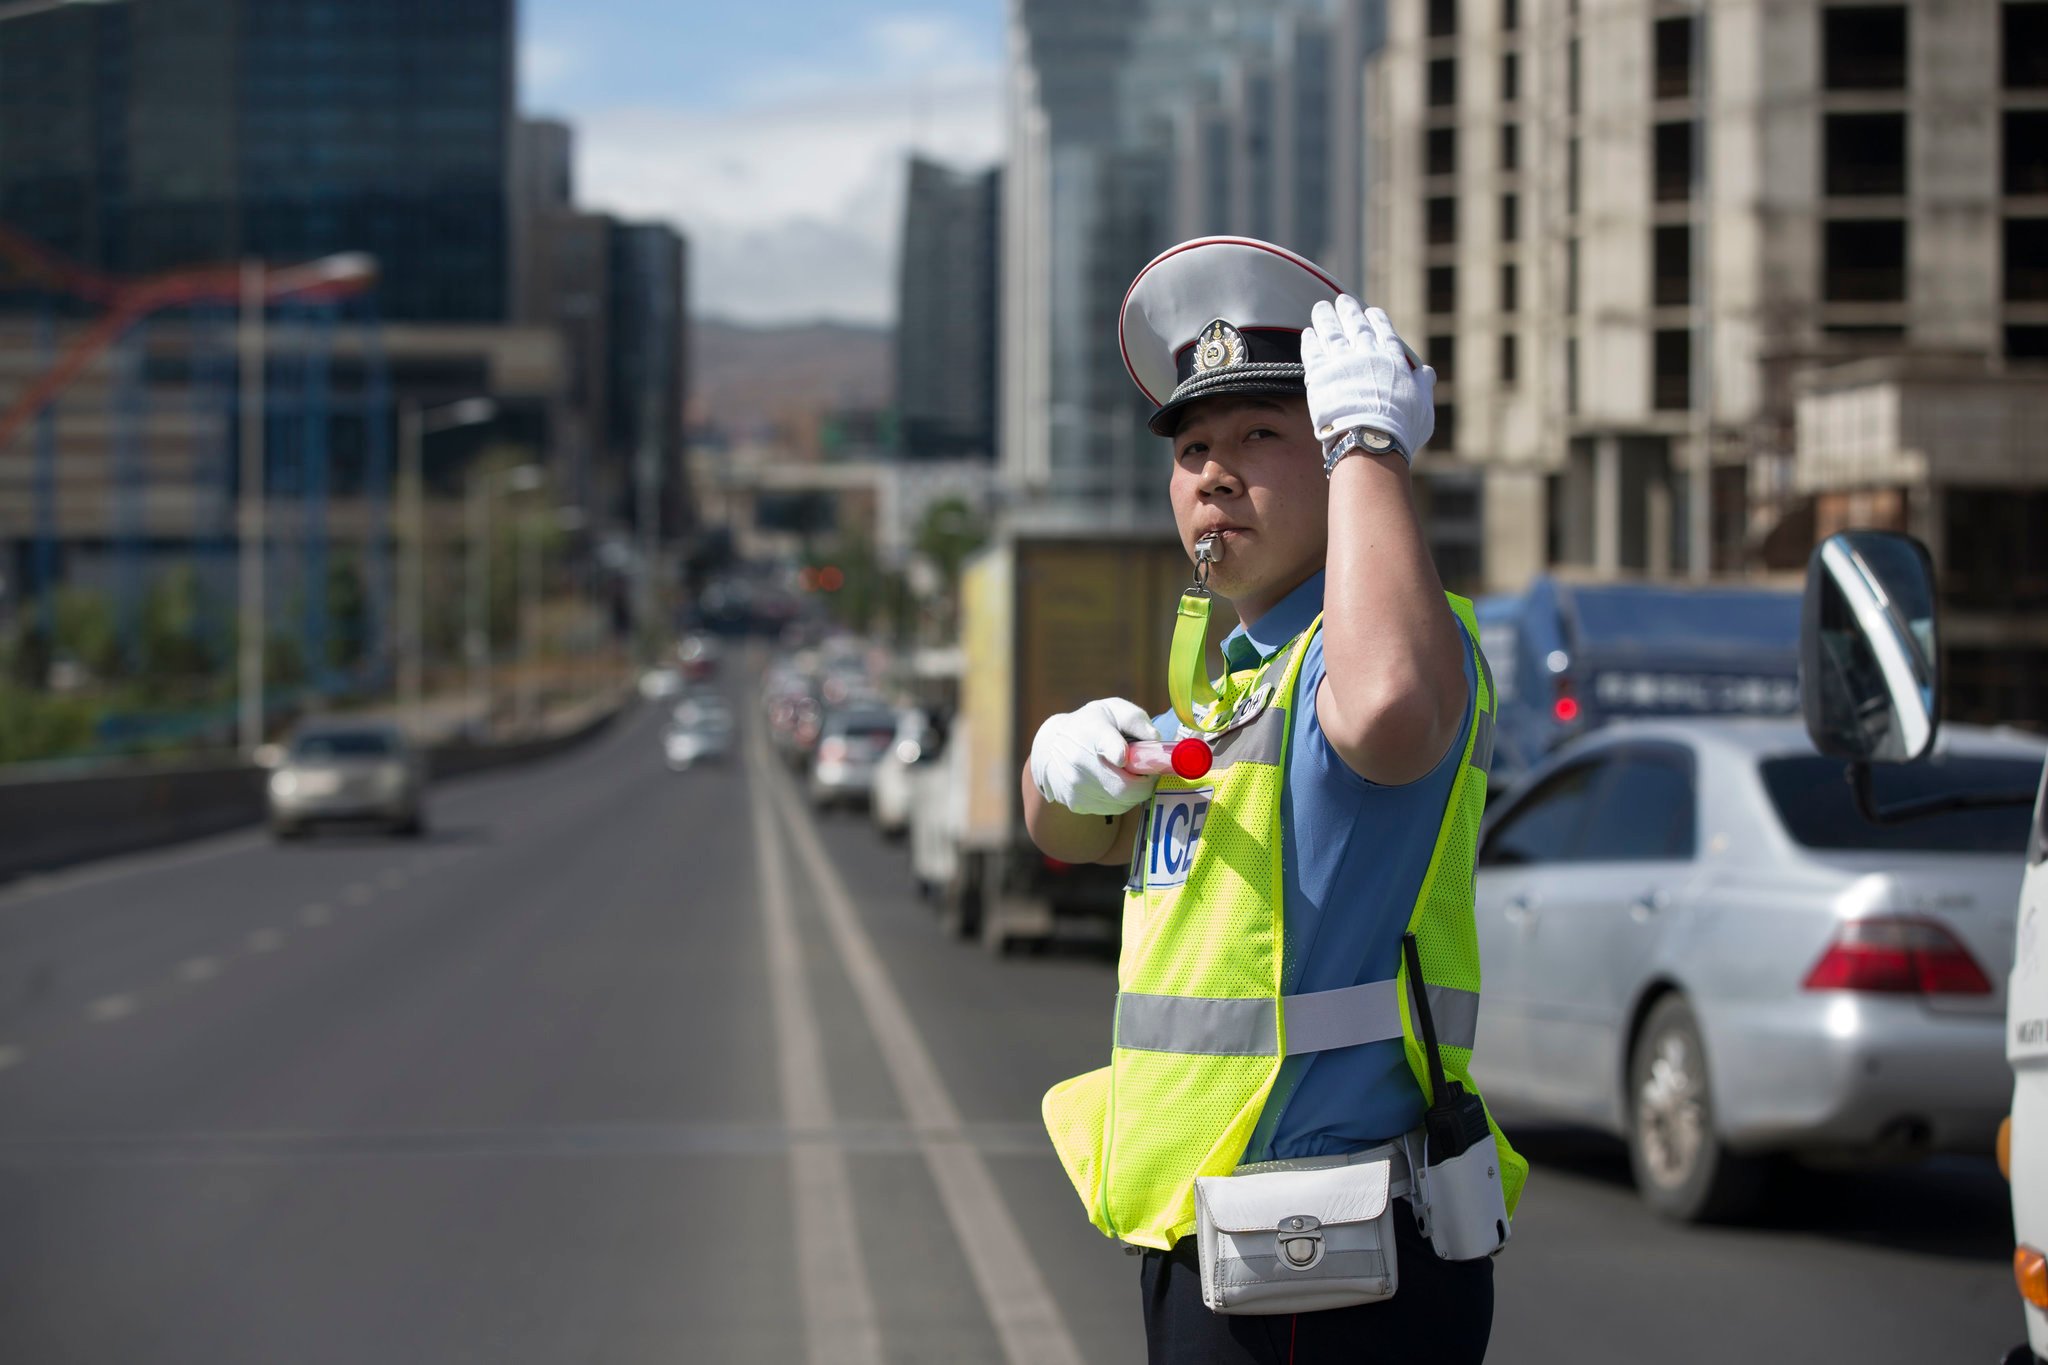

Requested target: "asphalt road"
[{"left": 0, "top": 690, "right": 2026, "bottom": 1364}]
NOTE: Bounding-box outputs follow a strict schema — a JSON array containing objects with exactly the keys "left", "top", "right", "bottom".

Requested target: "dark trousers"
[{"left": 1139, "top": 1200, "right": 1493, "bottom": 1364}]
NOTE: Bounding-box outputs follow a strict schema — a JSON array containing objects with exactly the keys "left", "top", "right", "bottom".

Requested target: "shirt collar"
[{"left": 1220, "top": 570, "right": 1324, "bottom": 673}]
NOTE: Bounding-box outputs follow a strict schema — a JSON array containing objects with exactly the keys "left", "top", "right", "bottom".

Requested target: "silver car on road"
[
  {"left": 266, "top": 721, "right": 426, "bottom": 839},
  {"left": 1470, "top": 717, "right": 2045, "bottom": 1221}
]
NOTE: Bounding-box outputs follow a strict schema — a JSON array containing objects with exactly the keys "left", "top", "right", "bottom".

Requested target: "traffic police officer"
[{"left": 1022, "top": 237, "right": 1523, "bottom": 1363}]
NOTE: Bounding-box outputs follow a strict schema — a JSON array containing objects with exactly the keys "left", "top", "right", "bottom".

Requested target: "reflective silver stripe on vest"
[
  {"left": 1117, "top": 993, "right": 1276, "bottom": 1055},
  {"left": 1206, "top": 704, "right": 1286, "bottom": 772},
  {"left": 1115, "top": 981, "right": 1481, "bottom": 1057},
  {"left": 1469, "top": 709, "right": 1495, "bottom": 776}
]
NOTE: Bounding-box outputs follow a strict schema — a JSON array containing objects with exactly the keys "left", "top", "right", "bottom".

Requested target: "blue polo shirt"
[{"left": 1152, "top": 570, "right": 1476, "bottom": 1162}]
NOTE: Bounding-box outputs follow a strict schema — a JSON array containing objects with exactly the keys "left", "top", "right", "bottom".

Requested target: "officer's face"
[{"left": 1167, "top": 395, "right": 1328, "bottom": 621}]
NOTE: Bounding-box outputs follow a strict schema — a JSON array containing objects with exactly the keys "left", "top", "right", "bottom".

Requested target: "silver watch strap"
[{"left": 1321, "top": 427, "right": 1410, "bottom": 475}]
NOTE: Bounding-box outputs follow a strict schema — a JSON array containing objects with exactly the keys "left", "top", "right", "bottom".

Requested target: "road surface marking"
[
  {"left": 0, "top": 1045, "right": 21, "bottom": 1072},
  {"left": 0, "top": 1119, "right": 1055, "bottom": 1166},
  {"left": 87, "top": 994, "right": 137, "bottom": 1023},
  {"left": 178, "top": 956, "right": 220, "bottom": 983},
  {"left": 301, "top": 903, "right": 332, "bottom": 928},
  {"left": 759, "top": 738, "right": 1086, "bottom": 1365},
  {"left": 0, "top": 830, "right": 265, "bottom": 908},
  {"left": 341, "top": 883, "right": 375, "bottom": 906},
  {"left": 247, "top": 928, "right": 283, "bottom": 954},
  {"left": 379, "top": 868, "right": 408, "bottom": 890},
  {"left": 747, "top": 725, "right": 884, "bottom": 1365}
]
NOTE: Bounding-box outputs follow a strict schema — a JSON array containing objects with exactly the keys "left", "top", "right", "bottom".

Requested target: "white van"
[
  {"left": 2009, "top": 767, "right": 2048, "bottom": 1365},
  {"left": 1798, "top": 530, "right": 2047, "bottom": 1363}
]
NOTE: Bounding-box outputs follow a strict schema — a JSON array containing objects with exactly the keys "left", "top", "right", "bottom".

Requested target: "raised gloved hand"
[
  {"left": 1300, "top": 294, "right": 1435, "bottom": 462},
  {"left": 1028, "top": 698, "right": 1160, "bottom": 816}
]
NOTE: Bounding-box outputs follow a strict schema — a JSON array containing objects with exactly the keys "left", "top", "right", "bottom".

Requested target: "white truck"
[
  {"left": 932, "top": 528, "right": 1234, "bottom": 952},
  {"left": 1798, "top": 530, "right": 2047, "bottom": 1363},
  {"left": 2009, "top": 777, "right": 2048, "bottom": 1365}
]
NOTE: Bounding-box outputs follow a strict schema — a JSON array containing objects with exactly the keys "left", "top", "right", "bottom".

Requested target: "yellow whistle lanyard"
[{"left": 1168, "top": 540, "right": 1252, "bottom": 734}]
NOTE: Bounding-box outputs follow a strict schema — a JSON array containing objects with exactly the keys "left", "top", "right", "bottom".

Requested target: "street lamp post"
[
  {"left": 234, "top": 251, "right": 377, "bottom": 755},
  {"left": 397, "top": 397, "right": 495, "bottom": 739},
  {"left": 466, "top": 462, "right": 543, "bottom": 740}
]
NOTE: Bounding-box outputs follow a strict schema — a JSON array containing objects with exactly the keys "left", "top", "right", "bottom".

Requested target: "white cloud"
[
  {"left": 518, "top": 36, "right": 582, "bottom": 101},
  {"left": 559, "top": 14, "right": 1001, "bottom": 325}
]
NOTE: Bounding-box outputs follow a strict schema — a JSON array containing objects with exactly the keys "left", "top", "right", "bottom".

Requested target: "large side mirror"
[
  {"left": 253, "top": 743, "right": 286, "bottom": 770},
  {"left": 1800, "top": 530, "right": 1940, "bottom": 766}
]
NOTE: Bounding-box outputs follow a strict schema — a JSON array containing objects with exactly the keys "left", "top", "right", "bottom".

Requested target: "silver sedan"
[
  {"left": 266, "top": 721, "right": 425, "bottom": 839},
  {"left": 1469, "top": 717, "right": 2045, "bottom": 1221}
]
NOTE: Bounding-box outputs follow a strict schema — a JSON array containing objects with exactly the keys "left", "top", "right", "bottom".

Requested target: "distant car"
[
  {"left": 808, "top": 707, "right": 898, "bottom": 811},
  {"left": 663, "top": 695, "right": 735, "bottom": 770},
  {"left": 1470, "top": 717, "right": 2047, "bottom": 1221},
  {"left": 677, "top": 634, "right": 721, "bottom": 683},
  {"left": 638, "top": 667, "right": 683, "bottom": 701},
  {"left": 1486, "top": 577, "right": 1802, "bottom": 790},
  {"left": 266, "top": 721, "right": 425, "bottom": 839},
  {"left": 872, "top": 707, "right": 943, "bottom": 839}
]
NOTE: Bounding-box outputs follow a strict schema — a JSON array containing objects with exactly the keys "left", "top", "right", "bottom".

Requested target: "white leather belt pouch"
[{"left": 1192, "top": 1158, "right": 1398, "bottom": 1315}]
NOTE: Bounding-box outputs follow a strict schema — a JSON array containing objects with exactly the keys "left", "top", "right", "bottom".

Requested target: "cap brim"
[{"left": 1147, "top": 374, "right": 1308, "bottom": 437}]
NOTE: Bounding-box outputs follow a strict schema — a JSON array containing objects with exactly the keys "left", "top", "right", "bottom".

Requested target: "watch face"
[{"left": 1360, "top": 429, "right": 1394, "bottom": 452}]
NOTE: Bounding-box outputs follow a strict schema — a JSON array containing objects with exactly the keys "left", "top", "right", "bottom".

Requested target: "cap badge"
[{"left": 1194, "top": 319, "right": 1245, "bottom": 374}]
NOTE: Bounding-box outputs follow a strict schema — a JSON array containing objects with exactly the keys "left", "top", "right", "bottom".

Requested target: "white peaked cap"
[{"left": 1118, "top": 236, "right": 1346, "bottom": 436}]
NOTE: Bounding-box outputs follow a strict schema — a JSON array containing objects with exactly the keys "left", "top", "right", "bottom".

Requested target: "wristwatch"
[{"left": 1322, "top": 426, "right": 1407, "bottom": 476}]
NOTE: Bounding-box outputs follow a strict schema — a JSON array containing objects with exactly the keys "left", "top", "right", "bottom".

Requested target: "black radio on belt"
[{"left": 1401, "top": 933, "right": 1491, "bottom": 1163}]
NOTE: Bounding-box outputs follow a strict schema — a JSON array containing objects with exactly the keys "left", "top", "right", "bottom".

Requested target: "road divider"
[{"left": 0, "top": 699, "right": 632, "bottom": 886}]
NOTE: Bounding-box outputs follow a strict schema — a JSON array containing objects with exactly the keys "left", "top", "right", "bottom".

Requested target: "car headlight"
[{"left": 270, "top": 771, "right": 298, "bottom": 797}]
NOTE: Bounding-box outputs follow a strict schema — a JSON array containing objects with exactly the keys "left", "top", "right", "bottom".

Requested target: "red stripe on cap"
[{"left": 1119, "top": 237, "right": 1346, "bottom": 404}]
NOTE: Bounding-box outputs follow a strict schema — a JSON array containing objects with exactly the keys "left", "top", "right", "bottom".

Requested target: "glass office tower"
[{"left": 0, "top": 0, "right": 513, "bottom": 322}]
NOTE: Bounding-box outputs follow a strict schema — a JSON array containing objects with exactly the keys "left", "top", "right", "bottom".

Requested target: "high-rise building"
[
  {"left": 608, "top": 222, "right": 689, "bottom": 539},
  {"left": 896, "top": 157, "right": 1001, "bottom": 461},
  {"left": 1002, "top": 0, "right": 1363, "bottom": 526},
  {"left": 1363, "top": 0, "right": 2047, "bottom": 722},
  {"left": 0, "top": 0, "right": 514, "bottom": 323}
]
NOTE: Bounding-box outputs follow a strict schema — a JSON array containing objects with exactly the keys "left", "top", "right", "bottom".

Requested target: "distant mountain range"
[{"left": 688, "top": 318, "right": 892, "bottom": 447}]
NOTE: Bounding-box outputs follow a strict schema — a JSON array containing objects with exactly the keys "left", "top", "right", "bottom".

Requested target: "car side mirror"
[
  {"left": 1799, "top": 530, "right": 1940, "bottom": 766},
  {"left": 253, "top": 743, "right": 285, "bottom": 770}
]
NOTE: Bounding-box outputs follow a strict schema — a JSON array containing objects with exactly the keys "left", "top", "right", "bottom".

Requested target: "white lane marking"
[
  {"left": 0, "top": 830, "right": 265, "bottom": 908},
  {"left": 247, "top": 928, "right": 283, "bottom": 954},
  {"left": 757, "top": 732, "right": 1085, "bottom": 1365},
  {"left": 341, "top": 883, "right": 375, "bottom": 906},
  {"left": 378, "top": 868, "right": 408, "bottom": 890},
  {"left": 0, "top": 1044, "right": 22, "bottom": 1072},
  {"left": 87, "top": 994, "right": 137, "bottom": 1023},
  {"left": 178, "top": 956, "right": 220, "bottom": 983},
  {"left": 300, "top": 903, "right": 332, "bottom": 928},
  {"left": 747, "top": 728, "right": 884, "bottom": 1365}
]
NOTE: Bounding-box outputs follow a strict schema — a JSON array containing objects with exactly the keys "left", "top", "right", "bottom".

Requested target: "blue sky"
[{"left": 521, "top": 0, "right": 1006, "bottom": 324}]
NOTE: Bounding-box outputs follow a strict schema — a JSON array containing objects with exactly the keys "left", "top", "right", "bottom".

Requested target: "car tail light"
[
  {"left": 1802, "top": 917, "right": 1993, "bottom": 996},
  {"left": 1043, "top": 856, "right": 1071, "bottom": 873},
  {"left": 2017, "top": 1245, "right": 2048, "bottom": 1311},
  {"left": 1998, "top": 1116, "right": 2013, "bottom": 1181},
  {"left": 818, "top": 739, "right": 848, "bottom": 763},
  {"left": 1551, "top": 677, "right": 1579, "bottom": 724}
]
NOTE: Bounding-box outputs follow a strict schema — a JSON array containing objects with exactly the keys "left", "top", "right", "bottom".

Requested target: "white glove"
[
  {"left": 1300, "top": 294, "right": 1435, "bottom": 462},
  {"left": 1028, "top": 698, "right": 1160, "bottom": 816}
]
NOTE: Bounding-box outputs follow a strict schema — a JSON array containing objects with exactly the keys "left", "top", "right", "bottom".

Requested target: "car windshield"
[
  {"left": 293, "top": 731, "right": 396, "bottom": 759},
  {"left": 1761, "top": 753, "right": 2041, "bottom": 853},
  {"left": 1571, "top": 586, "right": 1799, "bottom": 652}
]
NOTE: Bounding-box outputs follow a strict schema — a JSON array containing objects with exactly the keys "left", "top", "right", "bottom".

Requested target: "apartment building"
[{"left": 1364, "top": 0, "right": 2046, "bottom": 646}]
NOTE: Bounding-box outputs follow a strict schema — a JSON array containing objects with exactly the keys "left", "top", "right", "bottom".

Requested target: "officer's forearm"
[
  {"left": 1317, "top": 451, "right": 1469, "bottom": 786},
  {"left": 1021, "top": 765, "right": 1141, "bottom": 866}
]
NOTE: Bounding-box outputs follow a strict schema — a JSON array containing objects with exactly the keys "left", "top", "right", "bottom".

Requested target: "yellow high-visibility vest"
[{"left": 1042, "top": 594, "right": 1526, "bottom": 1249}]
